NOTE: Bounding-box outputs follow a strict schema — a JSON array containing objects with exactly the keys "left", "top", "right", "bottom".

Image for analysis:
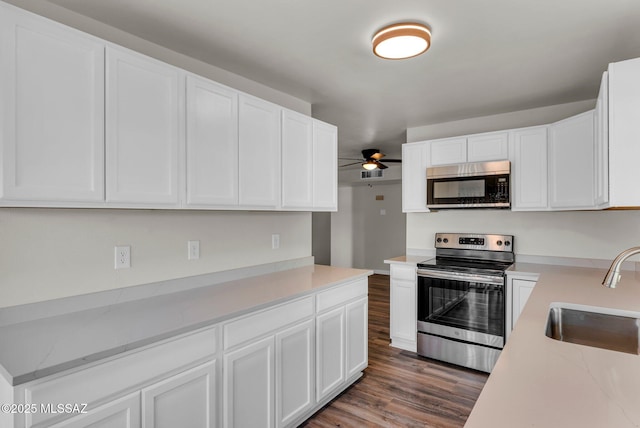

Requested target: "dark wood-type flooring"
[{"left": 301, "top": 274, "right": 489, "bottom": 428}]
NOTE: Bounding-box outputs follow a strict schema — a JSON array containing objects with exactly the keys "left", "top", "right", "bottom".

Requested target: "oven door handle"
[{"left": 417, "top": 269, "right": 504, "bottom": 285}]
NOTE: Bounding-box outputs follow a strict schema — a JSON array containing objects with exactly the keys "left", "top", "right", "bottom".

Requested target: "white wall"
[
  {"left": 331, "top": 186, "right": 353, "bottom": 267},
  {"left": 352, "top": 182, "right": 406, "bottom": 272},
  {"left": 0, "top": 3, "right": 315, "bottom": 308},
  {"left": 0, "top": 209, "right": 311, "bottom": 308},
  {"left": 407, "top": 210, "right": 640, "bottom": 261},
  {"left": 312, "top": 212, "right": 331, "bottom": 265}
]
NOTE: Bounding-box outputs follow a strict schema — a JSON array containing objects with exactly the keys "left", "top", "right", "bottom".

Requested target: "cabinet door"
[
  {"left": 48, "top": 393, "right": 141, "bottom": 428},
  {"left": 511, "top": 279, "right": 536, "bottom": 330},
  {"left": 106, "top": 46, "right": 181, "bottom": 205},
  {"left": 0, "top": 7, "right": 104, "bottom": 202},
  {"left": 467, "top": 132, "right": 509, "bottom": 162},
  {"left": 429, "top": 137, "right": 467, "bottom": 166},
  {"left": 608, "top": 57, "right": 640, "bottom": 207},
  {"left": 142, "top": 361, "right": 217, "bottom": 428},
  {"left": 510, "top": 126, "right": 548, "bottom": 210},
  {"left": 238, "top": 94, "right": 281, "bottom": 208},
  {"left": 275, "top": 320, "right": 314, "bottom": 428},
  {"left": 186, "top": 75, "right": 238, "bottom": 207},
  {"left": 223, "top": 336, "right": 274, "bottom": 428},
  {"left": 312, "top": 120, "right": 338, "bottom": 211},
  {"left": 548, "top": 111, "right": 595, "bottom": 209},
  {"left": 316, "top": 307, "right": 345, "bottom": 401},
  {"left": 345, "top": 297, "right": 368, "bottom": 379},
  {"left": 402, "top": 142, "right": 429, "bottom": 212},
  {"left": 390, "top": 265, "right": 417, "bottom": 351},
  {"left": 594, "top": 72, "right": 609, "bottom": 208},
  {"left": 281, "top": 109, "right": 313, "bottom": 209}
]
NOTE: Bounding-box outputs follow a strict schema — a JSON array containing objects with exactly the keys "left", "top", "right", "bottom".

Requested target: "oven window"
[
  {"left": 418, "top": 276, "right": 504, "bottom": 337},
  {"left": 433, "top": 179, "right": 485, "bottom": 199}
]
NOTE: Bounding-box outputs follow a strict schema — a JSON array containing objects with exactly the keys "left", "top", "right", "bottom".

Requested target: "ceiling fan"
[{"left": 339, "top": 149, "right": 402, "bottom": 170}]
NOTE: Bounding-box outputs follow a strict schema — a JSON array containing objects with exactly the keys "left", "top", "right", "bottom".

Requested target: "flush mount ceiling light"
[{"left": 372, "top": 22, "right": 431, "bottom": 60}]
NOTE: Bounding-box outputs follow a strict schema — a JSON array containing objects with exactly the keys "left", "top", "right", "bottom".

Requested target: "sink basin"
[{"left": 545, "top": 303, "right": 640, "bottom": 355}]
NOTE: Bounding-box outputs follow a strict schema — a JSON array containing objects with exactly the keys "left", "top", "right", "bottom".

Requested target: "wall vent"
[{"left": 360, "top": 169, "right": 384, "bottom": 179}]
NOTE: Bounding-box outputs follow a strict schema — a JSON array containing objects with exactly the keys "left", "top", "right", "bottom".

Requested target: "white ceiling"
[{"left": 43, "top": 0, "right": 640, "bottom": 161}]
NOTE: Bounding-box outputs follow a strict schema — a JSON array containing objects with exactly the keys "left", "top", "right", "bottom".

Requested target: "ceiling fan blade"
[
  {"left": 338, "top": 157, "right": 365, "bottom": 161},
  {"left": 377, "top": 161, "right": 389, "bottom": 169},
  {"left": 362, "top": 148, "right": 383, "bottom": 160},
  {"left": 382, "top": 159, "right": 402, "bottom": 163},
  {"left": 339, "top": 161, "right": 362, "bottom": 167}
]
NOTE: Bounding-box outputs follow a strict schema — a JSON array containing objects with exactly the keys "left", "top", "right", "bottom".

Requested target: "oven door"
[{"left": 417, "top": 269, "right": 505, "bottom": 348}]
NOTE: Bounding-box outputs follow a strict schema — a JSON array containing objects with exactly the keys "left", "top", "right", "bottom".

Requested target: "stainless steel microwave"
[{"left": 426, "top": 160, "right": 510, "bottom": 209}]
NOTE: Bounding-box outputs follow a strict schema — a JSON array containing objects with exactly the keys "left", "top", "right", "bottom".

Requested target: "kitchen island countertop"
[
  {"left": 466, "top": 263, "right": 640, "bottom": 427},
  {"left": 0, "top": 264, "right": 371, "bottom": 386}
]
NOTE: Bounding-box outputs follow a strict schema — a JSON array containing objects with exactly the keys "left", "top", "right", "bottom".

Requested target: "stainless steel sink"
[{"left": 545, "top": 303, "right": 640, "bottom": 355}]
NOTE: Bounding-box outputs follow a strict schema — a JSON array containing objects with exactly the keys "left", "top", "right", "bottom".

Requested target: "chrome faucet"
[{"left": 602, "top": 247, "right": 640, "bottom": 288}]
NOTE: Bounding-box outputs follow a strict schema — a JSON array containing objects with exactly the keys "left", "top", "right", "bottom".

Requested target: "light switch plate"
[{"left": 272, "top": 234, "right": 280, "bottom": 249}]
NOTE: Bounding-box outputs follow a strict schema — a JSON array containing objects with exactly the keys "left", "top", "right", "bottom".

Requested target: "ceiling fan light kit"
[
  {"left": 372, "top": 22, "right": 431, "bottom": 60},
  {"left": 362, "top": 159, "right": 379, "bottom": 170}
]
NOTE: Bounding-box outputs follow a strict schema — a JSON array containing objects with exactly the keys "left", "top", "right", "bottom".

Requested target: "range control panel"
[{"left": 434, "top": 233, "right": 514, "bottom": 252}]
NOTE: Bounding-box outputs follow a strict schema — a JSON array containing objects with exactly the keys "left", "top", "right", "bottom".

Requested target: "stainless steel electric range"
[{"left": 416, "top": 233, "right": 514, "bottom": 373}]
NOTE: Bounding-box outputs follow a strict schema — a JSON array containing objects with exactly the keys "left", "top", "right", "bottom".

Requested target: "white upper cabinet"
[
  {"left": 106, "top": 46, "right": 182, "bottom": 206},
  {"left": 467, "top": 132, "right": 509, "bottom": 162},
  {"left": 428, "top": 131, "right": 509, "bottom": 167},
  {"left": 281, "top": 111, "right": 337, "bottom": 211},
  {"left": 594, "top": 72, "right": 609, "bottom": 208},
  {"left": 281, "top": 109, "right": 314, "bottom": 209},
  {"left": 0, "top": 5, "right": 105, "bottom": 202},
  {"left": 548, "top": 111, "right": 595, "bottom": 210},
  {"left": 402, "top": 142, "right": 429, "bottom": 212},
  {"left": 312, "top": 120, "right": 338, "bottom": 211},
  {"left": 608, "top": 57, "right": 640, "bottom": 207},
  {"left": 185, "top": 75, "right": 239, "bottom": 207},
  {"left": 509, "top": 126, "right": 549, "bottom": 211},
  {"left": 238, "top": 94, "right": 281, "bottom": 209},
  {"left": 429, "top": 137, "right": 467, "bottom": 166}
]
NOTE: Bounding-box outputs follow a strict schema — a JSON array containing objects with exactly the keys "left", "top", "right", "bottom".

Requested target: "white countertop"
[
  {"left": 384, "top": 255, "right": 431, "bottom": 266},
  {"left": 466, "top": 263, "right": 640, "bottom": 427},
  {"left": 0, "top": 264, "right": 371, "bottom": 386}
]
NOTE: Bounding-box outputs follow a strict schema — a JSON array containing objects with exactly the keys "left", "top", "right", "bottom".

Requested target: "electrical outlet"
[
  {"left": 272, "top": 234, "right": 280, "bottom": 249},
  {"left": 188, "top": 240, "right": 200, "bottom": 260},
  {"left": 114, "top": 245, "right": 131, "bottom": 269}
]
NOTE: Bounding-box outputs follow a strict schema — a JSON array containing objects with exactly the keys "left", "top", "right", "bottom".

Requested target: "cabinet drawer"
[
  {"left": 316, "top": 279, "right": 367, "bottom": 313},
  {"left": 223, "top": 296, "right": 313, "bottom": 350},
  {"left": 390, "top": 265, "right": 417, "bottom": 282},
  {"left": 22, "top": 326, "right": 218, "bottom": 427}
]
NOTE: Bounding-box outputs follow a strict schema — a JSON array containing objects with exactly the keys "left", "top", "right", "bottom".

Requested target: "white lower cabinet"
[
  {"left": 18, "top": 327, "right": 219, "bottom": 428},
  {"left": 276, "top": 320, "right": 314, "bottom": 427},
  {"left": 7, "top": 278, "right": 368, "bottom": 428},
  {"left": 316, "top": 306, "right": 345, "bottom": 401},
  {"left": 506, "top": 273, "right": 539, "bottom": 339},
  {"left": 345, "top": 298, "right": 368, "bottom": 378},
  {"left": 142, "top": 361, "right": 217, "bottom": 428},
  {"left": 315, "top": 279, "right": 368, "bottom": 404},
  {"left": 49, "top": 393, "right": 141, "bottom": 428},
  {"left": 389, "top": 264, "right": 417, "bottom": 352},
  {"left": 223, "top": 337, "right": 275, "bottom": 428}
]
